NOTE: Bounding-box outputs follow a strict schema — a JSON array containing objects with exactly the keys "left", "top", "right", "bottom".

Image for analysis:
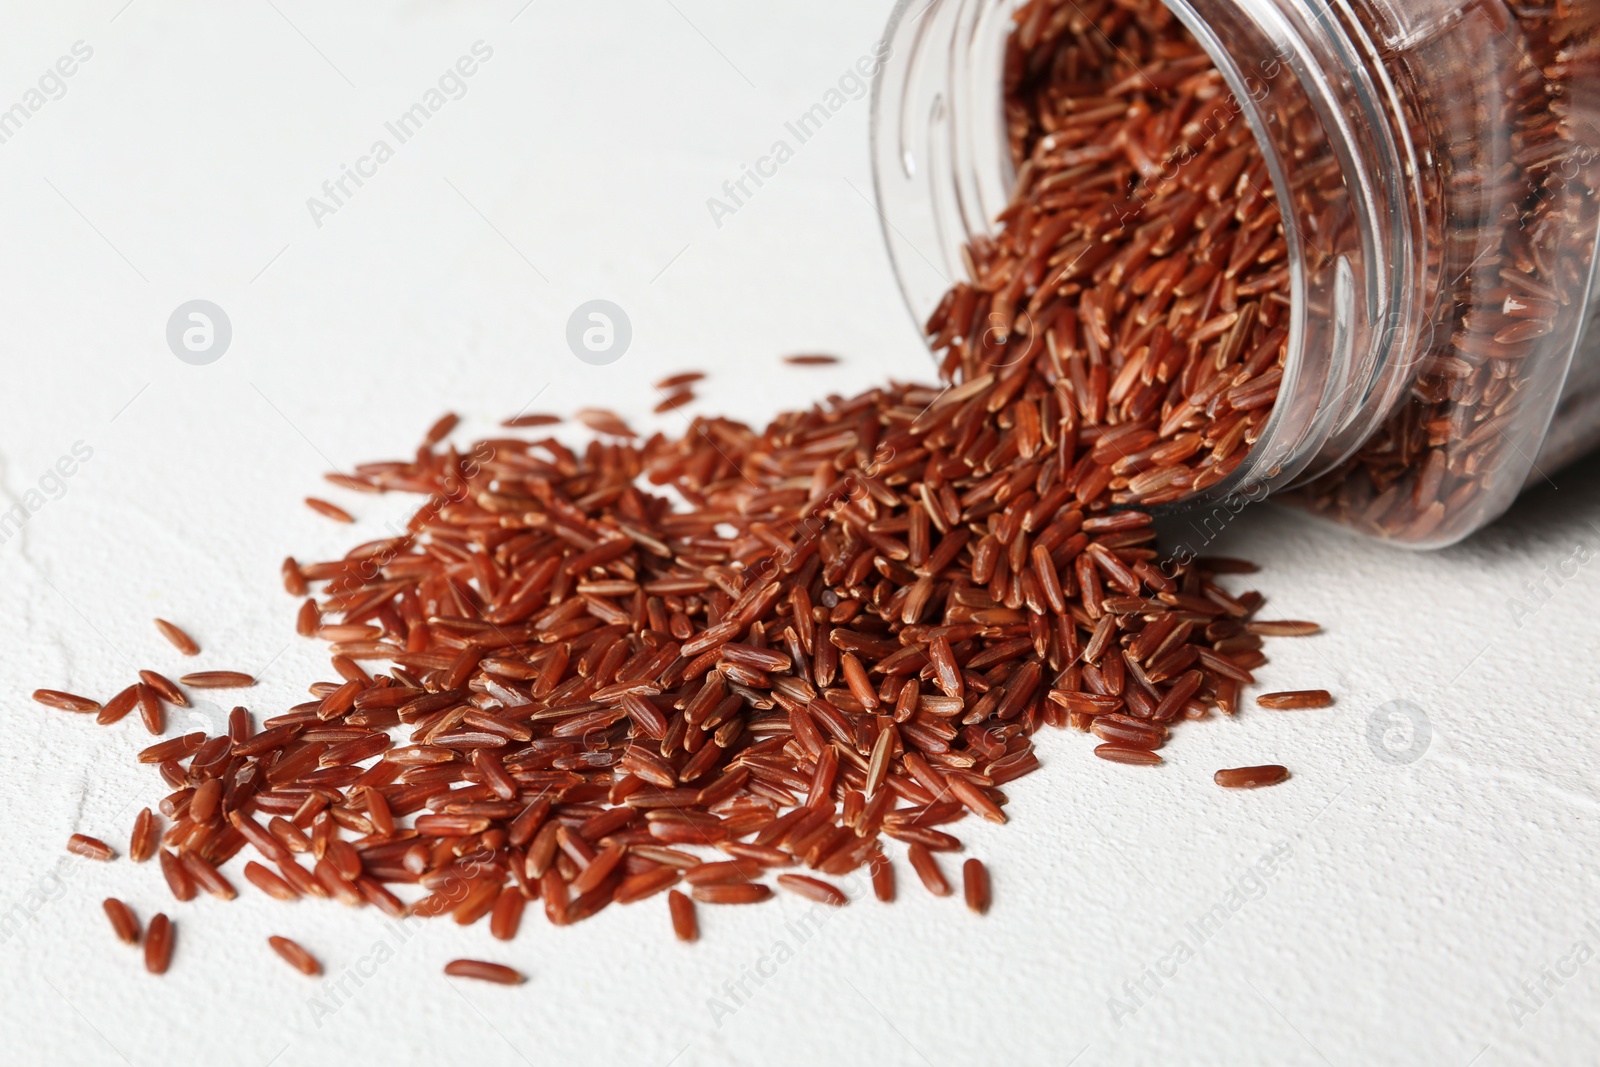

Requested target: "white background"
[{"left": 1, "top": 2, "right": 1598, "bottom": 1065}]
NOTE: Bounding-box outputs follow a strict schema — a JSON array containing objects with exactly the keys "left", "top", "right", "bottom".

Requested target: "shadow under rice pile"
[{"left": 37, "top": 0, "right": 1328, "bottom": 975}]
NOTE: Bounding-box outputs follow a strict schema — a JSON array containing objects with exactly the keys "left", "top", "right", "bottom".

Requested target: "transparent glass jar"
[{"left": 871, "top": 0, "right": 1600, "bottom": 547}]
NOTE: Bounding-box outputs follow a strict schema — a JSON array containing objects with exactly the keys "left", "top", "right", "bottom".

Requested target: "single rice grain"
[
  {"left": 103, "top": 898, "right": 140, "bottom": 944},
  {"left": 268, "top": 935, "right": 321, "bottom": 976},
  {"left": 306, "top": 498, "right": 355, "bottom": 523},
  {"left": 67, "top": 834, "right": 114, "bottom": 861},
  {"left": 775, "top": 874, "right": 847, "bottom": 906},
  {"left": 444, "top": 959, "right": 524, "bottom": 984},
  {"left": 137, "top": 670, "right": 188, "bottom": 707},
  {"left": 33, "top": 689, "right": 99, "bottom": 713},
  {"left": 97, "top": 684, "right": 140, "bottom": 726},
  {"left": 179, "top": 671, "right": 255, "bottom": 689},
  {"left": 153, "top": 619, "right": 200, "bottom": 656},
  {"left": 144, "top": 913, "right": 173, "bottom": 974},
  {"left": 669, "top": 889, "right": 697, "bottom": 942},
  {"left": 1257, "top": 690, "right": 1333, "bottom": 710},
  {"left": 423, "top": 413, "right": 459, "bottom": 447},
  {"left": 907, "top": 844, "right": 950, "bottom": 897},
  {"left": 130, "top": 808, "right": 158, "bottom": 862},
  {"left": 962, "top": 859, "right": 990, "bottom": 914},
  {"left": 1214, "top": 765, "right": 1291, "bottom": 789},
  {"left": 691, "top": 883, "right": 771, "bottom": 905}
]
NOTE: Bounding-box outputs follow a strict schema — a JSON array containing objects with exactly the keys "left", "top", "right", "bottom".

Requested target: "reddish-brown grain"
[
  {"left": 444, "top": 959, "right": 524, "bottom": 984},
  {"left": 1257, "top": 690, "right": 1333, "bottom": 710},
  {"left": 268, "top": 935, "right": 322, "bottom": 976},
  {"left": 669, "top": 890, "right": 698, "bottom": 942},
  {"left": 159, "top": 849, "right": 197, "bottom": 902},
  {"left": 1214, "top": 765, "right": 1290, "bottom": 789},
  {"left": 97, "top": 684, "right": 141, "bottom": 726},
  {"left": 103, "top": 898, "right": 140, "bottom": 944},
  {"left": 907, "top": 844, "right": 950, "bottom": 897},
  {"left": 962, "top": 859, "right": 990, "bottom": 914},
  {"left": 423, "top": 413, "right": 460, "bottom": 447},
  {"left": 691, "top": 883, "right": 772, "bottom": 905},
  {"left": 32, "top": 690, "right": 99, "bottom": 713},
  {"left": 775, "top": 874, "right": 848, "bottom": 906},
  {"left": 654, "top": 390, "right": 695, "bottom": 414},
  {"left": 1094, "top": 745, "right": 1164, "bottom": 766},
  {"left": 136, "top": 683, "right": 164, "bottom": 734},
  {"left": 138, "top": 670, "right": 188, "bottom": 707},
  {"left": 130, "top": 808, "right": 158, "bottom": 862},
  {"left": 144, "top": 913, "right": 173, "bottom": 974},
  {"left": 154, "top": 618, "right": 200, "bottom": 656},
  {"left": 178, "top": 671, "right": 256, "bottom": 689},
  {"left": 67, "top": 834, "right": 114, "bottom": 861},
  {"left": 306, "top": 498, "right": 355, "bottom": 523}
]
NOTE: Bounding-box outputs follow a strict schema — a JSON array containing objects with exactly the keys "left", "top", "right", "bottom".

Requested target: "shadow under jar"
[{"left": 871, "top": 0, "right": 1600, "bottom": 547}]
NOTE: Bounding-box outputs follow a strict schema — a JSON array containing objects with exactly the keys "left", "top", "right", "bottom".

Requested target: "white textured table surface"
[{"left": 2, "top": 3, "right": 1598, "bottom": 1066}]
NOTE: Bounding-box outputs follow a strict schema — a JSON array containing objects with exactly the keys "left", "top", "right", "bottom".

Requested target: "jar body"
[{"left": 871, "top": 0, "right": 1600, "bottom": 547}]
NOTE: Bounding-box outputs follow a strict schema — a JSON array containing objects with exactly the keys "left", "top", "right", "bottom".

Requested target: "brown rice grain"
[
  {"left": 869, "top": 853, "right": 895, "bottom": 902},
  {"left": 245, "top": 862, "right": 301, "bottom": 901},
  {"left": 907, "top": 844, "right": 950, "bottom": 897},
  {"left": 144, "top": 913, "right": 173, "bottom": 974},
  {"left": 654, "top": 390, "right": 695, "bottom": 414},
  {"left": 159, "top": 849, "right": 197, "bottom": 902},
  {"left": 137, "top": 684, "right": 164, "bottom": 734},
  {"left": 296, "top": 598, "right": 322, "bottom": 637},
  {"left": 423, "top": 413, "right": 460, "bottom": 447},
  {"left": 32, "top": 689, "right": 99, "bottom": 713},
  {"left": 962, "top": 859, "right": 990, "bottom": 915},
  {"left": 775, "top": 874, "right": 847, "bottom": 906},
  {"left": 178, "top": 671, "right": 255, "bottom": 689},
  {"left": 1245, "top": 621, "right": 1322, "bottom": 637},
  {"left": 690, "top": 883, "right": 772, "bottom": 905},
  {"left": 67, "top": 834, "right": 114, "bottom": 861},
  {"left": 490, "top": 886, "right": 527, "bottom": 941},
  {"left": 97, "top": 684, "right": 141, "bottom": 726},
  {"left": 1214, "top": 765, "right": 1291, "bottom": 789},
  {"left": 103, "top": 898, "right": 140, "bottom": 944},
  {"left": 268, "top": 935, "right": 322, "bottom": 976},
  {"left": 1093, "top": 745, "right": 1164, "bottom": 766},
  {"left": 305, "top": 498, "right": 355, "bottom": 523},
  {"left": 444, "top": 959, "right": 524, "bottom": 985},
  {"left": 575, "top": 409, "right": 637, "bottom": 438},
  {"left": 130, "top": 808, "right": 158, "bottom": 862},
  {"left": 153, "top": 618, "right": 200, "bottom": 656},
  {"left": 1256, "top": 690, "right": 1333, "bottom": 710},
  {"left": 669, "top": 889, "right": 697, "bottom": 941},
  {"left": 137, "top": 670, "right": 188, "bottom": 708}
]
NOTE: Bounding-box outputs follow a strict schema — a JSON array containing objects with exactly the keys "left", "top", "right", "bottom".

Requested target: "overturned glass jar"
[{"left": 872, "top": 0, "right": 1600, "bottom": 547}]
